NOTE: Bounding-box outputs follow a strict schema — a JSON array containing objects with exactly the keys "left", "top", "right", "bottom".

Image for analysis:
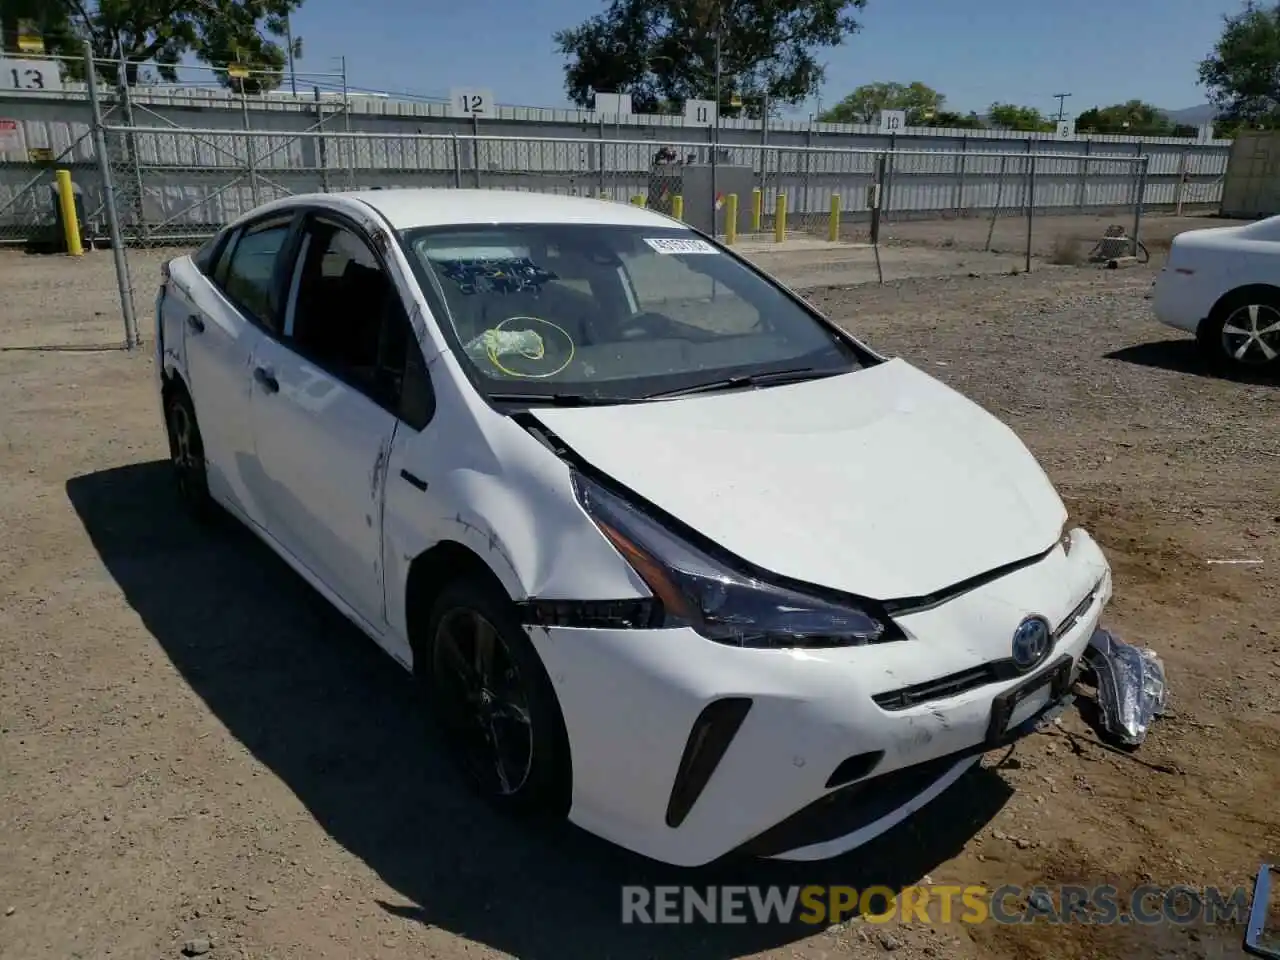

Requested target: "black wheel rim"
[
  {"left": 167, "top": 401, "right": 201, "bottom": 498},
  {"left": 432, "top": 608, "right": 533, "bottom": 796},
  {"left": 1222, "top": 303, "right": 1280, "bottom": 366}
]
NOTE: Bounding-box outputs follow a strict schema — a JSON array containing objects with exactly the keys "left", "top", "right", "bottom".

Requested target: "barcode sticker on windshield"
[{"left": 643, "top": 237, "right": 719, "bottom": 255}]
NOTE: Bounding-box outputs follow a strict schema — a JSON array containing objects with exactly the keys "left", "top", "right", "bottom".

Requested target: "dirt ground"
[
  {"left": 1, "top": 219, "right": 1278, "bottom": 960},
  {"left": 871, "top": 209, "right": 1251, "bottom": 260}
]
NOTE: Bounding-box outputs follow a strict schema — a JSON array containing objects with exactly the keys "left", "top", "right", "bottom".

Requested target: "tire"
[
  {"left": 1198, "top": 288, "right": 1280, "bottom": 373},
  {"left": 164, "top": 384, "right": 214, "bottom": 520},
  {"left": 419, "top": 577, "right": 571, "bottom": 818}
]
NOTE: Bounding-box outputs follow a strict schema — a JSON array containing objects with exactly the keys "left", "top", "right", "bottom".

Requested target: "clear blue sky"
[{"left": 285, "top": 0, "right": 1245, "bottom": 117}]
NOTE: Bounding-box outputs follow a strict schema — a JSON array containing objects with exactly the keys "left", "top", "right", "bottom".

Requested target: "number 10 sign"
[{"left": 450, "top": 88, "right": 494, "bottom": 118}]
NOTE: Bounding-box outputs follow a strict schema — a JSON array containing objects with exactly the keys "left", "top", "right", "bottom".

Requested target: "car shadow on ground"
[
  {"left": 67, "top": 460, "right": 1015, "bottom": 960},
  {"left": 1105, "top": 339, "right": 1279, "bottom": 385}
]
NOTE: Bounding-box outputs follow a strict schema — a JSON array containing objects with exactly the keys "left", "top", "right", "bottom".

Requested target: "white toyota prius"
[{"left": 154, "top": 189, "right": 1113, "bottom": 867}]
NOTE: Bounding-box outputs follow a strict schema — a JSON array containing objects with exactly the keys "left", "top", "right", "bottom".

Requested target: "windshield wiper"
[
  {"left": 487, "top": 392, "right": 627, "bottom": 407},
  {"left": 643, "top": 366, "right": 843, "bottom": 400}
]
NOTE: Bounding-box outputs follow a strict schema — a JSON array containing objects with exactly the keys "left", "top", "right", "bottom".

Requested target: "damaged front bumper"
[{"left": 524, "top": 530, "right": 1112, "bottom": 867}]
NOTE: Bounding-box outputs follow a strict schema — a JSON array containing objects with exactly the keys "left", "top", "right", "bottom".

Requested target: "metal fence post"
[
  {"left": 597, "top": 119, "right": 607, "bottom": 197},
  {"left": 240, "top": 86, "right": 260, "bottom": 207},
  {"left": 1076, "top": 138, "right": 1091, "bottom": 211},
  {"left": 341, "top": 56, "right": 355, "bottom": 188},
  {"left": 953, "top": 133, "right": 967, "bottom": 216},
  {"left": 85, "top": 42, "right": 138, "bottom": 349},
  {"left": 314, "top": 87, "right": 331, "bottom": 193},
  {"left": 451, "top": 133, "right": 462, "bottom": 188},
  {"left": 1132, "top": 155, "right": 1148, "bottom": 257},
  {"left": 985, "top": 155, "right": 1008, "bottom": 252},
  {"left": 1175, "top": 147, "right": 1189, "bottom": 216},
  {"left": 117, "top": 61, "right": 147, "bottom": 241},
  {"left": 884, "top": 132, "right": 896, "bottom": 221},
  {"left": 1026, "top": 148, "right": 1037, "bottom": 273}
]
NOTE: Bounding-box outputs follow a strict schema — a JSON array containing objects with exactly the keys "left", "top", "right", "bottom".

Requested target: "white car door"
[
  {"left": 176, "top": 213, "right": 296, "bottom": 527},
  {"left": 247, "top": 212, "right": 421, "bottom": 629}
]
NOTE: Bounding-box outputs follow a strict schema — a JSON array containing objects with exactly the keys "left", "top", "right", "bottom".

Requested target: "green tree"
[
  {"left": 18, "top": 0, "right": 304, "bottom": 91},
  {"left": 1199, "top": 1, "right": 1280, "bottom": 128},
  {"left": 554, "top": 0, "right": 868, "bottom": 117},
  {"left": 920, "top": 109, "right": 984, "bottom": 129},
  {"left": 817, "top": 81, "right": 943, "bottom": 125},
  {"left": 1074, "top": 100, "right": 1174, "bottom": 135},
  {"left": 986, "top": 102, "right": 1053, "bottom": 132}
]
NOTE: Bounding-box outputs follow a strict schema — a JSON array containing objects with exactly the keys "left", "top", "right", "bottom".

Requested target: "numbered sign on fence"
[
  {"left": 1056, "top": 121, "right": 1073, "bottom": 139},
  {"left": 684, "top": 99, "right": 716, "bottom": 127},
  {"left": 0, "top": 58, "right": 62, "bottom": 92},
  {"left": 450, "top": 88, "right": 494, "bottom": 118},
  {"left": 878, "top": 110, "right": 905, "bottom": 133}
]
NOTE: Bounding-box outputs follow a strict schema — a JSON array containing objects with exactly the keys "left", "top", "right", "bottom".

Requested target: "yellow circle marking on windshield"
[{"left": 487, "top": 316, "right": 575, "bottom": 379}]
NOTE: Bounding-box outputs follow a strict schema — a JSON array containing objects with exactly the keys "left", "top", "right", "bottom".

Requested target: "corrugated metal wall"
[
  {"left": 1221, "top": 131, "right": 1280, "bottom": 218},
  {"left": 0, "top": 87, "right": 1232, "bottom": 240}
]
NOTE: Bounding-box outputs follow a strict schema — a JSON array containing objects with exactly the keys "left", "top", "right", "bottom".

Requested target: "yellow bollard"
[
  {"left": 55, "top": 169, "right": 83, "bottom": 257},
  {"left": 829, "top": 193, "right": 841, "bottom": 243},
  {"left": 725, "top": 193, "right": 738, "bottom": 245},
  {"left": 672, "top": 194, "right": 683, "bottom": 221},
  {"left": 631, "top": 195, "right": 645, "bottom": 207},
  {"left": 774, "top": 194, "right": 787, "bottom": 243},
  {"left": 752, "top": 187, "right": 762, "bottom": 232}
]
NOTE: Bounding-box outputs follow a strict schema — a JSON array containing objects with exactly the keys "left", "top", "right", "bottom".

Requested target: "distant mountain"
[{"left": 1161, "top": 104, "right": 1217, "bottom": 125}]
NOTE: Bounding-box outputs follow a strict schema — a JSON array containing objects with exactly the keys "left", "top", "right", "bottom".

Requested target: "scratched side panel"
[{"left": 380, "top": 348, "right": 650, "bottom": 651}]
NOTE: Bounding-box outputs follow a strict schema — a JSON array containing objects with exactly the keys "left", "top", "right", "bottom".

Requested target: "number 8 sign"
[{"left": 450, "top": 88, "right": 494, "bottom": 118}]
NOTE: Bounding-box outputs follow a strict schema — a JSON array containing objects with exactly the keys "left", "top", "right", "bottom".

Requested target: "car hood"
[{"left": 529, "top": 358, "right": 1066, "bottom": 600}]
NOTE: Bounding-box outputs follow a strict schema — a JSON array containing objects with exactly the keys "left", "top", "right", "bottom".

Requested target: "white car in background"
[
  {"left": 1151, "top": 216, "right": 1280, "bottom": 371},
  {"left": 154, "top": 189, "right": 1113, "bottom": 867}
]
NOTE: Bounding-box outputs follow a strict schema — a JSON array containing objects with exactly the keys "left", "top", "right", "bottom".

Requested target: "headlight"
[{"left": 571, "top": 471, "right": 896, "bottom": 648}]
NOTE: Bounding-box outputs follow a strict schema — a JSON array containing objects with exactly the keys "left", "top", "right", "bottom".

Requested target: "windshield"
[{"left": 401, "top": 222, "right": 862, "bottom": 403}]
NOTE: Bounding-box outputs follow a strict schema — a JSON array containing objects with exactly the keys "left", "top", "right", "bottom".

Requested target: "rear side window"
[
  {"left": 210, "top": 228, "right": 240, "bottom": 286},
  {"left": 222, "top": 222, "right": 291, "bottom": 330}
]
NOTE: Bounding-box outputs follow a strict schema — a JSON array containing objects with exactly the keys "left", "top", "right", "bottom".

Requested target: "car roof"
[{"left": 332, "top": 188, "right": 686, "bottom": 230}]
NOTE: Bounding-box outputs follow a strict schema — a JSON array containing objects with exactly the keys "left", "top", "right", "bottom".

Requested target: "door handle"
[
  {"left": 400, "top": 469, "right": 428, "bottom": 491},
  {"left": 186, "top": 314, "right": 205, "bottom": 334},
  {"left": 253, "top": 366, "right": 279, "bottom": 393}
]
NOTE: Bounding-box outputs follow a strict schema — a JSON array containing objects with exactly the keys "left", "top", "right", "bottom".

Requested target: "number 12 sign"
[{"left": 450, "top": 88, "right": 494, "bottom": 118}]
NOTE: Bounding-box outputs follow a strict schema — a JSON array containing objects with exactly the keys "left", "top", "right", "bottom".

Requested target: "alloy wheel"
[
  {"left": 1221, "top": 303, "right": 1280, "bottom": 366},
  {"left": 432, "top": 608, "right": 534, "bottom": 796}
]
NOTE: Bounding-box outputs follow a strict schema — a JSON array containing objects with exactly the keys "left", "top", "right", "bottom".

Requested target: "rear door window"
[{"left": 220, "top": 218, "right": 292, "bottom": 331}]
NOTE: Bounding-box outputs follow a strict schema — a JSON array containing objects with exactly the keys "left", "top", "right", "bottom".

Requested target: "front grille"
[
  {"left": 872, "top": 662, "right": 1018, "bottom": 711},
  {"left": 873, "top": 580, "right": 1103, "bottom": 711}
]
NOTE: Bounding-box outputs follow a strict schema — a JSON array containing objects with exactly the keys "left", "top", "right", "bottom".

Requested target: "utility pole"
[
  {"left": 1052, "top": 92, "right": 1072, "bottom": 122},
  {"left": 285, "top": 14, "right": 298, "bottom": 96},
  {"left": 710, "top": 0, "right": 721, "bottom": 237}
]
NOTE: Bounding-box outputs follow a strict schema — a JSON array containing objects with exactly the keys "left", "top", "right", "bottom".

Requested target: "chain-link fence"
[{"left": 5, "top": 47, "right": 1162, "bottom": 348}]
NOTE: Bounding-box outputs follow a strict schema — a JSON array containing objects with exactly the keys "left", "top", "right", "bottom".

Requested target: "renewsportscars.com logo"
[{"left": 620, "top": 883, "right": 1252, "bottom": 926}]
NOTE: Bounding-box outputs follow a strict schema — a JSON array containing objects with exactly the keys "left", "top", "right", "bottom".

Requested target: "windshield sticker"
[
  {"left": 643, "top": 237, "right": 719, "bottom": 255},
  {"left": 433, "top": 257, "right": 558, "bottom": 295}
]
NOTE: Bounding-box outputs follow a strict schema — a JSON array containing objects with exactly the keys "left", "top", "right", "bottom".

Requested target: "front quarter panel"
[{"left": 381, "top": 351, "right": 651, "bottom": 646}]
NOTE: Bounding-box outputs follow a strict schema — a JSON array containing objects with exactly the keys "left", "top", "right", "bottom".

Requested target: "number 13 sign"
[
  {"left": 0, "top": 58, "right": 62, "bottom": 92},
  {"left": 450, "top": 88, "right": 494, "bottom": 118}
]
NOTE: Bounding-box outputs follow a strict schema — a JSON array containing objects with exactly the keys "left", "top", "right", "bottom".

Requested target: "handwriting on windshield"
[{"left": 435, "top": 257, "right": 559, "bottom": 296}]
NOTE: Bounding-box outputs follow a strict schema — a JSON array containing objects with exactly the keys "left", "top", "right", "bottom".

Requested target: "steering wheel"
[{"left": 615, "top": 311, "right": 674, "bottom": 340}]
